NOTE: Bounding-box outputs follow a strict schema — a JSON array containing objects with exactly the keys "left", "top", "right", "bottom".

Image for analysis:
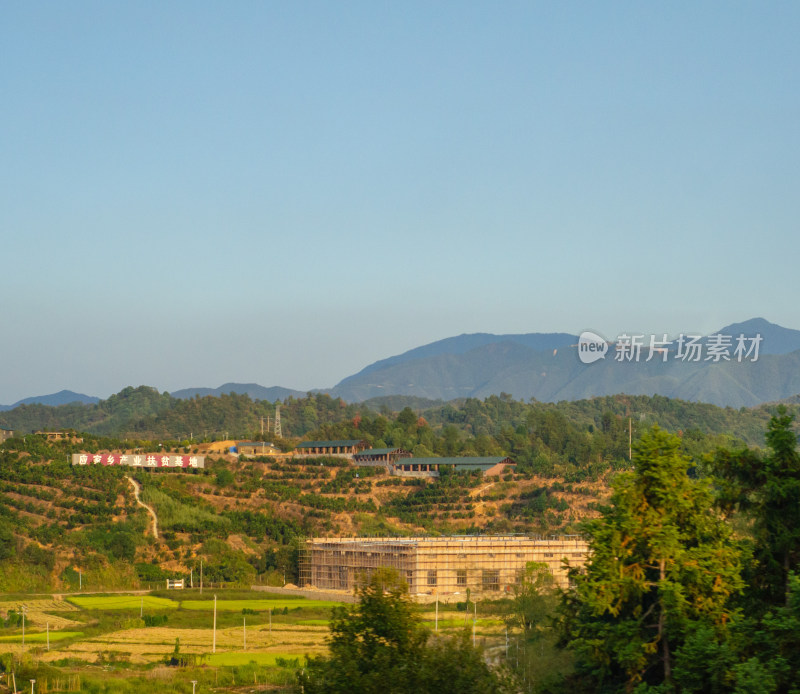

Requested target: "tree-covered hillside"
[
  {"left": 0, "top": 392, "right": 797, "bottom": 594},
  {"left": 0, "top": 386, "right": 787, "bottom": 450}
]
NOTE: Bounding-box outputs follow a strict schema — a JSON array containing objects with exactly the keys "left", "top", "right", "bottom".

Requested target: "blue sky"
[{"left": 2, "top": 2, "right": 799, "bottom": 403}]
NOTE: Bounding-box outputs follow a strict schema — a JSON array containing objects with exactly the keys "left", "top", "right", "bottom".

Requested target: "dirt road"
[{"left": 127, "top": 476, "right": 159, "bottom": 539}]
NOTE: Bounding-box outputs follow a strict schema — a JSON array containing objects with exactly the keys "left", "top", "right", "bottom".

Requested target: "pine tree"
[
  {"left": 561, "top": 427, "right": 743, "bottom": 692},
  {"left": 714, "top": 405, "right": 800, "bottom": 608}
]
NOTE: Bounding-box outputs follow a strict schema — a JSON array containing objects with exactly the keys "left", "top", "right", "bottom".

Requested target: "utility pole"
[
  {"left": 472, "top": 601, "right": 477, "bottom": 647},
  {"left": 629, "top": 417, "right": 632, "bottom": 461},
  {"left": 212, "top": 594, "right": 217, "bottom": 654}
]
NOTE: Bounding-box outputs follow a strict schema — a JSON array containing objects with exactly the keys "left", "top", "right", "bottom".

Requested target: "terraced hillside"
[
  {"left": 2, "top": 389, "right": 793, "bottom": 594},
  {"left": 0, "top": 433, "right": 610, "bottom": 594}
]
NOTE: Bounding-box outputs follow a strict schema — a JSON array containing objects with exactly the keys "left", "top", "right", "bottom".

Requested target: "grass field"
[
  {"left": 0, "top": 630, "right": 83, "bottom": 642},
  {"left": 0, "top": 598, "right": 81, "bottom": 629},
  {"left": 67, "top": 595, "right": 178, "bottom": 610},
  {"left": 202, "top": 651, "right": 307, "bottom": 666},
  {"left": 0, "top": 589, "right": 510, "bottom": 693},
  {"left": 180, "top": 598, "right": 340, "bottom": 611}
]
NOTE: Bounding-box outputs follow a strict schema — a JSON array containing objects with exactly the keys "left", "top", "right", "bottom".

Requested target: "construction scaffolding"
[{"left": 299, "top": 535, "right": 588, "bottom": 595}]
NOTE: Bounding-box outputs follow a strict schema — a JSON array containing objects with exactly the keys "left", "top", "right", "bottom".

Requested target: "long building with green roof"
[{"left": 393, "top": 456, "right": 514, "bottom": 477}]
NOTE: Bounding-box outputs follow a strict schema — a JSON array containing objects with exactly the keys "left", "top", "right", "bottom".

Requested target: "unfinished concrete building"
[{"left": 299, "top": 535, "right": 588, "bottom": 595}]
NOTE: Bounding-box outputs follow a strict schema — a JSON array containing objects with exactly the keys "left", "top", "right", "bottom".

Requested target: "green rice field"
[
  {"left": 180, "top": 598, "right": 339, "bottom": 612},
  {"left": 66, "top": 595, "right": 177, "bottom": 610},
  {"left": 0, "top": 630, "right": 83, "bottom": 643},
  {"left": 202, "top": 652, "right": 307, "bottom": 667}
]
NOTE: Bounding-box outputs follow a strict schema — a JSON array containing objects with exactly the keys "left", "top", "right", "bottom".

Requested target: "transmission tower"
[{"left": 274, "top": 404, "right": 282, "bottom": 439}]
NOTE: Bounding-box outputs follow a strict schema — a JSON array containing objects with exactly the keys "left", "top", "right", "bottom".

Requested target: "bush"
[
  {"left": 0, "top": 521, "right": 16, "bottom": 561},
  {"left": 143, "top": 614, "right": 168, "bottom": 627},
  {"left": 216, "top": 469, "right": 235, "bottom": 487}
]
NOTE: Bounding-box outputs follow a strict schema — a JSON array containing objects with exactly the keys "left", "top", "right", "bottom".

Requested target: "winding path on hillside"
[{"left": 127, "top": 476, "right": 159, "bottom": 540}]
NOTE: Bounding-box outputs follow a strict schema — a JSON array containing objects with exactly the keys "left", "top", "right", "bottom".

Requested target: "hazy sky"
[{"left": 2, "top": 2, "right": 799, "bottom": 403}]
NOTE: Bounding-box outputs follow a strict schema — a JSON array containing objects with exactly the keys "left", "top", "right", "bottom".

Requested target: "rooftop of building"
[
  {"left": 295, "top": 440, "right": 366, "bottom": 448},
  {"left": 306, "top": 534, "right": 584, "bottom": 548}
]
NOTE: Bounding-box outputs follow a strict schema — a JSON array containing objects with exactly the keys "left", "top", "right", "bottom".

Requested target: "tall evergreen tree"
[
  {"left": 561, "top": 427, "right": 742, "bottom": 692},
  {"left": 714, "top": 406, "right": 800, "bottom": 607}
]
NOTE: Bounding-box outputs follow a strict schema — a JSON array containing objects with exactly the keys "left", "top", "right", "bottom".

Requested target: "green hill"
[{"left": 0, "top": 392, "right": 795, "bottom": 592}]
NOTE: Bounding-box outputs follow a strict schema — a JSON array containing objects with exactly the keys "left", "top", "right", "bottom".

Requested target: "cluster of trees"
[
  {"left": 545, "top": 406, "right": 800, "bottom": 693},
  {"left": 290, "top": 407, "right": 800, "bottom": 693},
  {"left": 298, "top": 569, "right": 512, "bottom": 694},
  {"left": 0, "top": 389, "right": 784, "bottom": 459}
]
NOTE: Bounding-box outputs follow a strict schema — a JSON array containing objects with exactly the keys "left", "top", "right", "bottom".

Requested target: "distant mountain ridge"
[
  {"left": 350, "top": 332, "right": 578, "bottom": 379},
  {"left": 169, "top": 383, "right": 306, "bottom": 402},
  {"left": 0, "top": 389, "right": 99, "bottom": 412},
  {"left": 328, "top": 317, "right": 800, "bottom": 407},
  {"left": 4, "top": 318, "right": 800, "bottom": 411},
  {"left": 714, "top": 317, "right": 800, "bottom": 355}
]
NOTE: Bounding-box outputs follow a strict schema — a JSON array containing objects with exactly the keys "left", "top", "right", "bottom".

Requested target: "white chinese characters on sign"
[{"left": 70, "top": 453, "right": 205, "bottom": 468}]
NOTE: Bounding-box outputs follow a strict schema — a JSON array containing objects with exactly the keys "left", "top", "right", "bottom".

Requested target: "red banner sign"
[{"left": 71, "top": 453, "right": 205, "bottom": 469}]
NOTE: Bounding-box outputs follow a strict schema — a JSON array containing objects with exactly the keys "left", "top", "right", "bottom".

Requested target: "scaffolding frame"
[{"left": 299, "top": 535, "right": 588, "bottom": 595}]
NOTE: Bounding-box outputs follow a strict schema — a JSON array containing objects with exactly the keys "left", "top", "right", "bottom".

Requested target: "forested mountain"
[
  {"left": 0, "top": 389, "right": 99, "bottom": 411},
  {"left": 330, "top": 317, "right": 800, "bottom": 406},
  {"left": 717, "top": 316, "right": 800, "bottom": 354},
  {"left": 170, "top": 382, "right": 305, "bottom": 401},
  {"left": 6, "top": 318, "right": 800, "bottom": 409}
]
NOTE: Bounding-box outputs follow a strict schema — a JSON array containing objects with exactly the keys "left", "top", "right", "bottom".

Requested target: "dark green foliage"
[
  {"left": 0, "top": 520, "right": 15, "bottom": 561},
  {"left": 164, "top": 636, "right": 195, "bottom": 666},
  {"left": 143, "top": 614, "right": 168, "bottom": 627},
  {"left": 1, "top": 610, "right": 23, "bottom": 629},
  {"left": 22, "top": 542, "right": 55, "bottom": 572},
  {"left": 714, "top": 406, "right": 800, "bottom": 608},
  {"left": 215, "top": 468, "right": 235, "bottom": 486},
  {"left": 223, "top": 509, "right": 301, "bottom": 543},
  {"left": 135, "top": 563, "right": 172, "bottom": 583},
  {"left": 561, "top": 427, "right": 743, "bottom": 692},
  {"left": 507, "top": 487, "right": 569, "bottom": 519},
  {"left": 0, "top": 388, "right": 781, "bottom": 456},
  {"left": 74, "top": 523, "right": 141, "bottom": 562},
  {"left": 255, "top": 541, "right": 301, "bottom": 583},
  {"left": 196, "top": 539, "right": 256, "bottom": 585}
]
